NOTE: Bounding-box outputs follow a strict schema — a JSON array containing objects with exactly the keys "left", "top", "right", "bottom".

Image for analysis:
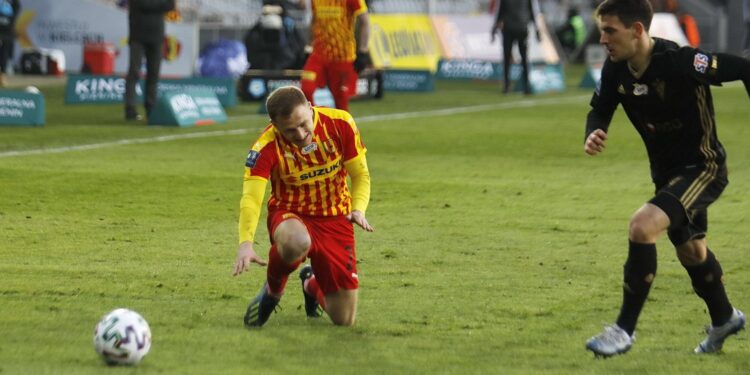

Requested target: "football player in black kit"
[{"left": 582, "top": 0, "right": 750, "bottom": 357}]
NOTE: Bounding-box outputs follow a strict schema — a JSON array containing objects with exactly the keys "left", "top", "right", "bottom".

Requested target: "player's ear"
[{"left": 632, "top": 21, "right": 646, "bottom": 37}]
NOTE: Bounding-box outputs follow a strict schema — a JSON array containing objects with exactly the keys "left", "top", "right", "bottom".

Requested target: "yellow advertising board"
[{"left": 369, "top": 14, "right": 442, "bottom": 72}]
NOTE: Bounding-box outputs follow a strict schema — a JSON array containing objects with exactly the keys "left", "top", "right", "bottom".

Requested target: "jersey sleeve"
[
  {"left": 349, "top": 0, "right": 368, "bottom": 17},
  {"left": 673, "top": 47, "right": 718, "bottom": 86},
  {"left": 238, "top": 128, "right": 278, "bottom": 244},
  {"left": 243, "top": 126, "right": 278, "bottom": 181},
  {"left": 337, "top": 112, "right": 367, "bottom": 162},
  {"left": 586, "top": 58, "right": 619, "bottom": 137}
]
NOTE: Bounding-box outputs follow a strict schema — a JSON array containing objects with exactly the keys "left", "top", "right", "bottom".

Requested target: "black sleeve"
[
  {"left": 675, "top": 48, "right": 750, "bottom": 98},
  {"left": 711, "top": 53, "right": 750, "bottom": 98},
  {"left": 584, "top": 60, "right": 619, "bottom": 141}
]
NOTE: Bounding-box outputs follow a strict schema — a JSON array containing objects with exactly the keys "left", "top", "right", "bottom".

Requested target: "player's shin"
[
  {"left": 616, "top": 241, "right": 657, "bottom": 335},
  {"left": 684, "top": 249, "right": 733, "bottom": 326},
  {"left": 267, "top": 244, "right": 302, "bottom": 296},
  {"left": 304, "top": 275, "right": 327, "bottom": 310}
]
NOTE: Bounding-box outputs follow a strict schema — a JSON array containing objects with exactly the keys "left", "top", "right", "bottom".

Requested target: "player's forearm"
[
  {"left": 713, "top": 53, "right": 750, "bottom": 98},
  {"left": 356, "top": 13, "right": 370, "bottom": 52},
  {"left": 585, "top": 109, "right": 611, "bottom": 142},
  {"left": 238, "top": 178, "right": 267, "bottom": 244},
  {"left": 344, "top": 155, "right": 371, "bottom": 213}
]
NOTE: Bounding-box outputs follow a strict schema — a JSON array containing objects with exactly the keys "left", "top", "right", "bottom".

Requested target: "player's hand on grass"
[
  {"left": 347, "top": 210, "right": 374, "bottom": 232},
  {"left": 585, "top": 129, "right": 608, "bottom": 155},
  {"left": 233, "top": 241, "right": 267, "bottom": 276}
]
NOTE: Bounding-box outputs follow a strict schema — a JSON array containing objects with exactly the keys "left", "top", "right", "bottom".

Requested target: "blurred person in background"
[
  {"left": 124, "top": 0, "right": 176, "bottom": 121},
  {"left": 556, "top": 6, "right": 586, "bottom": 58},
  {"left": 0, "top": 0, "right": 19, "bottom": 87},
  {"left": 491, "top": 0, "right": 541, "bottom": 95},
  {"left": 744, "top": 0, "right": 750, "bottom": 57},
  {"left": 300, "top": 0, "right": 370, "bottom": 111}
]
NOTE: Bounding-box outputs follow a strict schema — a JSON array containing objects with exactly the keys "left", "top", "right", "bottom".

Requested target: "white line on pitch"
[{"left": 0, "top": 95, "right": 589, "bottom": 159}]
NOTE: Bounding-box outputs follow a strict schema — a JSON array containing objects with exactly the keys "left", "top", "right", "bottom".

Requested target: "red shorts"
[
  {"left": 301, "top": 52, "right": 358, "bottom": 101},
  {"left": 267, "top": 209, "right": 358, "bottom": 294}
]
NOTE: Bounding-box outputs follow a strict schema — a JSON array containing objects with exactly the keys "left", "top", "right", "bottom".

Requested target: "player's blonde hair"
[{"left": 265, "top": 86, "right": 308, "bottom": 123}]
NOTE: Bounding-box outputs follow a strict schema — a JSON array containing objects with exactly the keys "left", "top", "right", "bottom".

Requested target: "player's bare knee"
[
  {"left": 277, "top": 233, "right": 310, "bottom": 263},
  {"left": 330, "top": 312, "right": 355, "bottom": 327},
  {"left": 628, "top": 218, "right": 655, "bottom": 243}
]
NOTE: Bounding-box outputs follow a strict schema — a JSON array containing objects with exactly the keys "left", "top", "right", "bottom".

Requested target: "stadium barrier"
[
  {"left": 18, "top": 0, "right": 198, "bottom": 77},
  {"left": 237, "top": 68, "right": 383, "bottom": 103},
  {"left": 0, "top": 89, "right": 45, "bottom": 127},
  {"left": 431, "top": 14, "right": 564, "bottom": 94},
  {"left": 148, "top": 89, "right": 226, "bottom": 127},
  {"left": 65, "top": 75, "right": 237, "bottom": 108}
]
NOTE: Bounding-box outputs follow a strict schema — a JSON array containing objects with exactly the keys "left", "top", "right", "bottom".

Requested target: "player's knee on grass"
[{"left": 325, "top": 290, "right": 358, "bottom": 326}]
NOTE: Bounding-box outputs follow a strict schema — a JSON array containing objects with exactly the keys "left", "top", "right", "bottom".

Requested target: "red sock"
[
  {"left": 266, "top": 245, "right": 301, "bottom": 296},
  {"left": 304, "top": 275, "right": 327, "bottom": 310}
]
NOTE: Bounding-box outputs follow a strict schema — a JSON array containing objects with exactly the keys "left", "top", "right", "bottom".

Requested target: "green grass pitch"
[{"left": 1, "top": 68, "right": 749, "bottom": 374}]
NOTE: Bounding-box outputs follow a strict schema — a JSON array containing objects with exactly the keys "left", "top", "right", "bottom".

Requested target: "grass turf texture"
[{"left": 1, "top": 67, "right": 749, "bottom": 374}]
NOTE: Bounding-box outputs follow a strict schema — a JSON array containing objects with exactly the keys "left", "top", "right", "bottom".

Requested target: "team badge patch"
[
  {"left": 302, "top": 142, "right": 318, "bottom": 154},
  {"left": 633, "top": 83, "right": 648, "bottom": 96},
  {"left": 245, "top": 150, "right": 260, "bottom": 168},
  {"left": 693, "top": 53, "right": 709, "bottom": 74}
]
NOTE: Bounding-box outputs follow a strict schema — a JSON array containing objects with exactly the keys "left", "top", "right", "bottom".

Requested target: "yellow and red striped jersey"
[
  {"left": 311, "top": 0, "right": 368, "bottom": 62},
  {"left": 244, "top": 107, "right": 367, "bottom": 217}
]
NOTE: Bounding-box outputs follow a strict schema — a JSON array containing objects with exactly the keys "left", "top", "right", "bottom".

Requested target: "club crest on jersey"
[
  {"left": 633, "top": 83, "right": 648, "bottom": 96},
  {"left": 322, "top": 139, "right": 337, "bottom": 154},
  {"left": 245, "top": 150, "right": 260, "bottom": 168},
  {"left": 693, "top": 53, "right": 709, "bottom": 74},
  {"left": 301, "top": 142, "right": 317, "bottom": 154}
]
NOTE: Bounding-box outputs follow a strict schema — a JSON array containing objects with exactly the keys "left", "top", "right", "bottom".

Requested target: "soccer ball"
[
  {"left": 93, "top": 308, "right": 151, "bottom": 365},
  {"left": 24, "top": 86, "right": 40, "bottom": 94}
]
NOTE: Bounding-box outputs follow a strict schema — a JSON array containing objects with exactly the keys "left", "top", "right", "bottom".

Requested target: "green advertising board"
[
  {"left": 383, "top": 70, "right": 434, "bottom": 92},
  {"left": 148, "top": 90, "right": 227, "bottom": 127},
  {"left": 64, "top": 74, "right": 237, "bottom": 108},
  {"left": 0, "top": 89, "right": 45, "bottom": 127}
]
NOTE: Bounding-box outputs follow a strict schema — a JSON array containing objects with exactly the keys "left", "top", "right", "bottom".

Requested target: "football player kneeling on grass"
[{"left": 232, "top": 86, "right": 373, "bottom": 328}]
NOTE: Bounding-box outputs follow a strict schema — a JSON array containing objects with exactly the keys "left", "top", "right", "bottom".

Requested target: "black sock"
[
  {"left": 684, "top": 250, "right": 733, "bottom": 326},
  {"left": 616, "top": 241, "right": 657, "bottom": 336}
]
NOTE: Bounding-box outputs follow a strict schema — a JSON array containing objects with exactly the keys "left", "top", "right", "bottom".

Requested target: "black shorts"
[{"left": 648, "top": 165, "right": 728, "bottom": 246}]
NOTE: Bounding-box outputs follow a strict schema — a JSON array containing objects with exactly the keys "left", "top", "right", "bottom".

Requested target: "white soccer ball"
[
  {"left": 93, "top": 308, "right": 151, "bottom": 365},
  {"left": 24, "top": 86, "right": 40, "bottom": 94}
]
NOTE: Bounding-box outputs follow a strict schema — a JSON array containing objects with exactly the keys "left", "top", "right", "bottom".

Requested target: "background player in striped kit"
[{"left": 300, "top": 0, "right": 370, "bottom": 111}]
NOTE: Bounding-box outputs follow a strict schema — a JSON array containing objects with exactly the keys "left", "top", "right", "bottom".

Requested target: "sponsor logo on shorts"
[{"left": 351, "top": 273, "right": 358, "bottom": 279}]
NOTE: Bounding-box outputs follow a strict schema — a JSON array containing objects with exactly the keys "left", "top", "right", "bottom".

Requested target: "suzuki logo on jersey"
[
  {"left": 299, "top": 162, "right": 340, "bottom": 181},
  {"left": 633, "top": 83, "right": 648, "bottom": 96},
  {"left": 693, "top": 53, "right": 709, "bottom": 74}
]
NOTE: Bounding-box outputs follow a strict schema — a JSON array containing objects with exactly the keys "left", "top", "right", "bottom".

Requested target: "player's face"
[
  {"left": 597, "top": 15, "right": 637, "bottom": 62},
  {"left": 273, "top": 102, "right": 315, "bottom": 148}
]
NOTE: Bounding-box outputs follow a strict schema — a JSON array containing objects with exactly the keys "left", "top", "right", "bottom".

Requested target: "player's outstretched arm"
[
  {"left": 347, "top": 209, "right": 374, "bottom": 232},
  {"left": 233, "top": 241, "right": 267, "bottom": 276},
  {"left": 711, "top": 53, "right": 750, "bottom": 98}
]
